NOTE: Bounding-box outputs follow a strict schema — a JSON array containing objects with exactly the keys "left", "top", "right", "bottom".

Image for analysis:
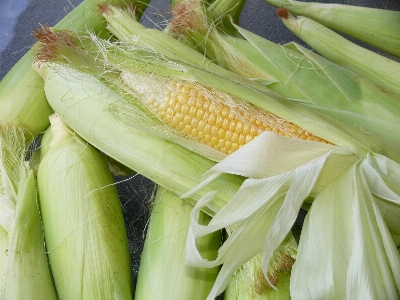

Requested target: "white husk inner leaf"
[{"left": 182, "top": 132, "right": 400, "bottom": 299}]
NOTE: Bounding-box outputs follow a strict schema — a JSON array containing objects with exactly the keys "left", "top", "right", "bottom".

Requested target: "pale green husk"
[
  {"left": 291, "top": 158, "right": 400, "bottom": 299},
  {"left": 37, "top": 115, "right": 133, "bottom": 299},
  {"left": 278, "top": 12, "right": 400, "bottom": 97},
  {"left": 0, "top": 0, "right": 148, "bottom": 136},
  {"left": 0, "top": 127, "right": 57, "bottom": 299},
  {"left": 183, "top": 132, "right": 400, "bottom": 299},
  {"left": 224, "top": 233, "right": 296, "bottom": 299},
  {"left": 263, "top": 0, "right": 400, "bottom": 58},
  {"left": 135, "top": 186, "right": 220, "bottom": 299}
]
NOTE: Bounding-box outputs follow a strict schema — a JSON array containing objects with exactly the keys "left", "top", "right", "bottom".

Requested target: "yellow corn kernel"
[{"left": 145, "top": 80, "right": 331, "bottom": 154}]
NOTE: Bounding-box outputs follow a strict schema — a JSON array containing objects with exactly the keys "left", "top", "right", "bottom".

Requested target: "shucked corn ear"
[
  {"left": 37, "top": 114, "right": 133, "bottom": 299},
  {"left": 0, "top": 126, "right": 57, "bottom": 299},
  {"left": 135, "top": 186, "right": 221, "bottom": 299},
  {"left": 99, "top": 4, "right": 400, "bottom": 164},
  {"left": 0, "top": 0, "right": 147, "bottom": 136},
  {"left": 263, "top": 0, "right": 400, "bottom": 58},
  {"left": 125, "top": 75, "right": 331, "bottom": 155},
  {"left": 165, "top": 0, "right": 400, "bottom": 158}
]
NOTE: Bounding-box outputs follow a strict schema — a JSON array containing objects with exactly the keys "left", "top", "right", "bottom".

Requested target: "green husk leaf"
[
  {"left": 135, "top": 186, "right": 220, "bottom": 299},
  {"left": 37, "top": 114, "right": 133, "bottom": 299},
  {"left": 184, "top": 133, "right": 400, "bottom": 298},
  {"left": 0, "top": 0, "right": 149, "bottom": 136},
  {"left": 263, "top": 0, "right": 400, "bottom": 58},
  {"left": 0, "top": 127, "right": 57, "bottom": 299},
  {"left": 278, "top": 11, "right": 400, "bottom": 97}
]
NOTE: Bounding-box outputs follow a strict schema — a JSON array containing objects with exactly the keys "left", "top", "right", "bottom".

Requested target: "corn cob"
[{"left": 124, "top": 75, "right": 331, "bottom": 156}]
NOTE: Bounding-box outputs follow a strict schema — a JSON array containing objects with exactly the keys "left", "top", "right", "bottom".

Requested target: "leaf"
[{"left": 183, "top": 132, "right": 358, "bottom": 299}]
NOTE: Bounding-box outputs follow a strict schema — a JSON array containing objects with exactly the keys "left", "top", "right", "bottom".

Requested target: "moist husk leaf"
[{"left": 183, "top": 132, "right": 400, "bottom": 299}]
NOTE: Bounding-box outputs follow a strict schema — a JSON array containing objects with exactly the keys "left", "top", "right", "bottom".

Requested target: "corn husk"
[
  {"left": 291, "top": 157, "right": 400, "bottom": 299},
  {"left": 276, "top": 10, "right": 400, "bottom": 97},
  {"left": 37, "top": 114, "right": 133, "bottom": 299},
  {"left": 0, "top": 0, "right": 148, "bottom": 136},
  {"left": 135, "top": 186, "right": 221, "bottom": 299},
  {"left": 0, "top": 127, "right": 57, "bottom": 299},
  {"left": 263, "top": 0, "right": 400, "bottom": 58},
  {"left": 167, "top": 0, "right": 246, "bottom": 34},
  {"left": 224, "top": 233, "right": 296, "bottom": 299},
  {"left": 183, "top": 132, "right": 400, "bottom": 299}
]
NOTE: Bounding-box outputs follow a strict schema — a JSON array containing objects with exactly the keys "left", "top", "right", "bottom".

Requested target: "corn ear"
[
  {"left": 37, "top": 114, "right": 133, "bottom": 299},
  {"left": 135, "top": 186, "right": 221, "bottom": 299},
  {"left": 34, "top": 61, "right": 242, "bottom": 215},
  {"left": 0, "top": 0, "right": 145, "bottom": 136},
  {"left": 88, "top": 11, "right": 390, "bottom": 157},
  {"left": 164, "top": 2, "right": 400, "bottom": 162},
  {"left": 0, "top": 127, "right": 57, "bottom": 299},
  {"left": 263, "top": 0, "right": 400, "bottom": 58},
  {"left": 276, "top": 9, "right": 400, "bottom": 97}
]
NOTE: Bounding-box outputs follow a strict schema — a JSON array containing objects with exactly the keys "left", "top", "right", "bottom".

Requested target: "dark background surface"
[{"left": 1, "top": 0, "right": 399, "bottom": 293}]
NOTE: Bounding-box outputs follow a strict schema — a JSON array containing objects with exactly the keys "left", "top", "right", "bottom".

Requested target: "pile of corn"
[{"left": 1, "top": 0, "right": 399, "bottom": 299}]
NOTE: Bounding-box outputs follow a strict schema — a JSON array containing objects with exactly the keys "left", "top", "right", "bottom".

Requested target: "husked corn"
[
  {"left": 122, "top": 74, "right": 331, "bottom": 155},
  {"left": 148, "top": 81, "right": 332, "bottom": 154}
]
